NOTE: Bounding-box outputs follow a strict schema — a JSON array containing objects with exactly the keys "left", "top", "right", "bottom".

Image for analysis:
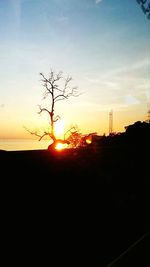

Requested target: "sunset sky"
[{"left": 0, "top": 0, "right": 150, "bottom": 139}]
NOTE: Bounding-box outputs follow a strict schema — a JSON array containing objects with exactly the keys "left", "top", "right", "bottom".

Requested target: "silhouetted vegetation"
[{"left": 136, "top": 0, "right": 150, "bottom": 19}]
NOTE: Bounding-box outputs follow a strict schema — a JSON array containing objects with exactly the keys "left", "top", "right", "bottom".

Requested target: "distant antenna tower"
[{"left": 109, "top": 110, "right": 113, "bottom": 135}]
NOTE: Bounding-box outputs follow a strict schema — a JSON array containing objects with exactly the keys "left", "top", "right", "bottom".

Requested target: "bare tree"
[{"left": 26, "top": 69, "right": 79, "bottom": 148}]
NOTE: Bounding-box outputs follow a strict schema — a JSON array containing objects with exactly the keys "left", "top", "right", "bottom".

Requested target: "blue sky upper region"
[{"left": 0, "top": 0, "right": 150, "bottom": 138}]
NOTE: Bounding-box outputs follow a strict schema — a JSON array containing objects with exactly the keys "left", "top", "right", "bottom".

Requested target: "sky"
[{"left": 0, "top": 0, "right": 150, "bottom": 139}]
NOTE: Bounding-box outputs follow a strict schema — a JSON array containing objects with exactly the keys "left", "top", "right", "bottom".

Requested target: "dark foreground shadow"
[{"left": 0, "top": 144, "right": 149, "bottom": 266}]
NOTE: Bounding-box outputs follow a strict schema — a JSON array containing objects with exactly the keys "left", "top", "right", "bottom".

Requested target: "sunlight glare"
[
  {"left": 86, "top": 136, "right": 92, "bottom": 144},
  {"left": 55, "top": 142, "right": 64, "bottom": 151},
  {"left": 55, "top": 120, "right": 65, "bottom": 138}
]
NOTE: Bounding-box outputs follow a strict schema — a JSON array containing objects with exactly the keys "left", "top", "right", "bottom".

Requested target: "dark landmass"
[{"left": 1, "top": 121, "right": 150, "bottom": 266}]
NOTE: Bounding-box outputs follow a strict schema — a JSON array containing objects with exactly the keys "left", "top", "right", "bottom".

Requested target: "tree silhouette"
[
  {"left": 136, "top": 0, "right": 150, "bottom": 19},
  {"left": 26, "top": 69, "right": 79, "bottom": 148},
  {"left": 66, "top": 128, "right": 83, "bottom": 148}
]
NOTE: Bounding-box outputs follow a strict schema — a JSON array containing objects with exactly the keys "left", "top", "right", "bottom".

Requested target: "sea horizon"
[{"left": 0, "top": 138, "right": 51, "bottom": 151}]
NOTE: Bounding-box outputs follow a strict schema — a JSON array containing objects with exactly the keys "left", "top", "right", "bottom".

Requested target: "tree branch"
[
  {"left": 53, "top": 115, "right": 60, "bottom": 122},
  {"left": 54, "top": 87, "right": 79, "bottom": 103},
  {"left": 24, "top": 126, "right": 55, "bottom": 141},
  {"left": 54, "top": 94, "right": 68, "bottom": 103},
  {"left": 38, "top": 105, "right": 51, "bottom": 116},
  {"left": 64, "top": 126, "right": 78, "bottom": 140}
]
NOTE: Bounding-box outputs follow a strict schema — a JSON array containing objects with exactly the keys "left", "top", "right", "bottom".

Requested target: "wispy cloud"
[
  {"left": 49, "top": 15, "right": 69, "bottom": 23},
  {"left": 56, "top": 16, "right": 68, "bottom": 22},
  {"left": 124, "top": 94, "right": 140, "bottom": 106},
  {"left": 101, "top": 58, "right": 150, "bottom": 80},
  {"left": 95, "top": 0, "right": 103, "bottom": 4}
]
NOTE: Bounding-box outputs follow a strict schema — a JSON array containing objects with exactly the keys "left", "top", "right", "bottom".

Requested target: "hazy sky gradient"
[{"left": 0, "top": 0, "right": 150, "bottom": 138}]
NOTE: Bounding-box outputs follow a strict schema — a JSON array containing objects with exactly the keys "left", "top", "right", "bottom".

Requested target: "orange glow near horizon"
[
  {"left": 86, "top": 136, "right": 92, "bottom": 144},
  {"left": 55, "top": 142, "right": 69, "bottom": 151},
  {"left": 0, "top": 107, "right": 148, "bottom": 141}
]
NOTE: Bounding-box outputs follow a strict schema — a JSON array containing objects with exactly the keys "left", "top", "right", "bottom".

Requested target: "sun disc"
[{"left": 55, "top": 142, "right": 63, "bottom": 150}]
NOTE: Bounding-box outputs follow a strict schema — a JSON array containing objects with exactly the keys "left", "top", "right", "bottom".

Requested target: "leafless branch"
[
  {"left": 53, "top": 115, "right": 60, "bottom": 122},
  {"left": 24, "top": 126, "right": 55, "bottom": 141},
  {"left": 54, "top": 87, "right": 79, "bottom": 103},
  {"left": 64, "top": 126, "right": 78, "bottom": 140},
  {"left": 54, "top": 94, "right": 68, "bottom": 103},
  {"left": 38, "top": 105, "right": 51, "bottom": 116}
]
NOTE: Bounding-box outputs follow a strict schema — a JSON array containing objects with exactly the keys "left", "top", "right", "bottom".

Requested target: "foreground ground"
[{"left": 0, "top": 141, "right": 149, "bottom": 266}]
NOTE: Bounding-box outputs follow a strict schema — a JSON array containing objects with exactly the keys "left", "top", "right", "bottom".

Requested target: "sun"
[
  {"left": 54, "top": 141, "right": 68, "bottom": 151},
  {"left": 55, "top": 142, "right": 64, "bottom": 151}
]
